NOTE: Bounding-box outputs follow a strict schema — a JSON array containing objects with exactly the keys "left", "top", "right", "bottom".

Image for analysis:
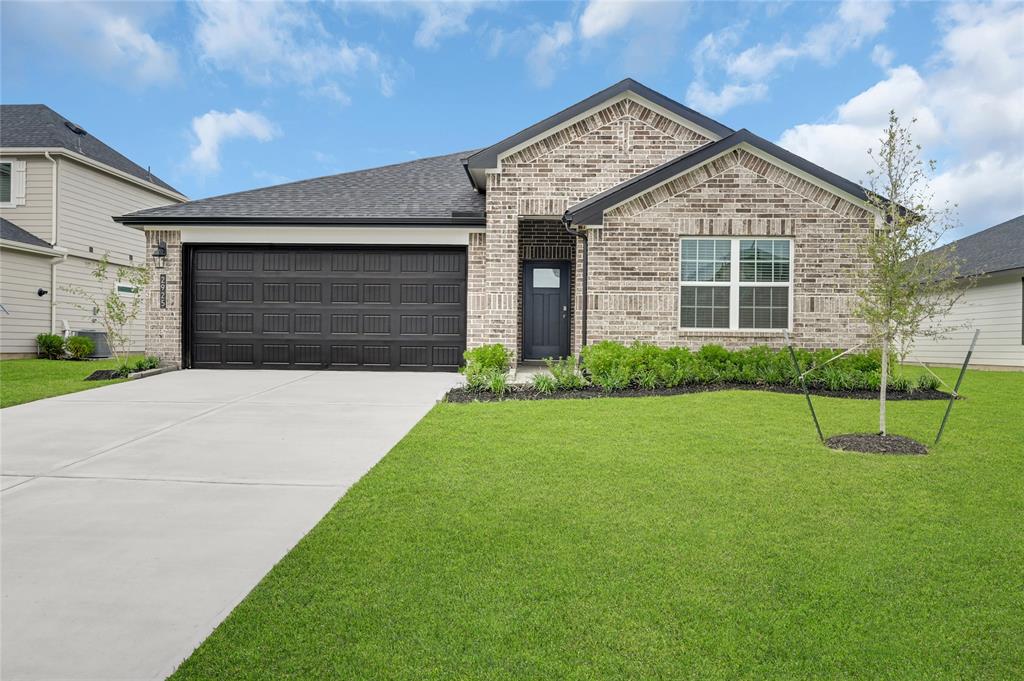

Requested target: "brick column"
[{"left": 144, "top": 229, "right": 182, "bottom": 367}]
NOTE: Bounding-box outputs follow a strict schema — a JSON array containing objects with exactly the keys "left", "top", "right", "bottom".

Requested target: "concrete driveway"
[{"left": 1, "top": 370, "right": 461, "bottom": 681}]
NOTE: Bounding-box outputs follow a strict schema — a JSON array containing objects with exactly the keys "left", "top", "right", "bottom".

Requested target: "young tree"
[
  {"left": 858, "top": 111, "right": 968, "bottom": 435},
  {"left": 63, "top": 255, "right": 151, "bottom": 364}
]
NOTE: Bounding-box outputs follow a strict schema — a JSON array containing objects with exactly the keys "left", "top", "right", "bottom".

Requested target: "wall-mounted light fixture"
[
  {"left": 37, "top": 288, "right": 48, "bottom": 297},
  {"left": 152, "top": 240, "right": 167, "bottom": 269}
]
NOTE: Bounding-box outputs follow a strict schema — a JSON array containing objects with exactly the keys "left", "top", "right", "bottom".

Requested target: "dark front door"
[
  {"left": 523, "top": 261, "right": 570, "bottom": 360},
  {"left": 187, "top": 245, "right": 466, "bottom": 371}
]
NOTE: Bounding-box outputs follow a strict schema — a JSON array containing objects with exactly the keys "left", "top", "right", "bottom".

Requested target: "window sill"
[{"left": 677, "top": 328, "right": 791, "bottom": 336}]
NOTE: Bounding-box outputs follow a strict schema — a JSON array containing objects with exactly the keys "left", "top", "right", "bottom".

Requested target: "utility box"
[{"left": 75, "top": 330, "right": 111, "bottom": 358}]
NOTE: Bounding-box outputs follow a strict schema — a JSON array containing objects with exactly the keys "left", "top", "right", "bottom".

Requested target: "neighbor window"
[
  {"left": 115, "top": 282, "right": 139, "bottom": 296},
  {"left": 0, "top": 161, "right": 11, "bottom": 204},
  {"left": 680, "top": 238, "right": 792, "bottom": 330}
]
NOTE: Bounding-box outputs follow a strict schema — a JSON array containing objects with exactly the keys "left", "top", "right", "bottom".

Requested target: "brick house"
[{"left": 116, "top": 79, "right": 877, "bottom": 371}]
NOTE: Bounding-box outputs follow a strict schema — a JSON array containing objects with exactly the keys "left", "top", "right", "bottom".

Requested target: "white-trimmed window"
[
  {"left": 680, "top": 237, "right": 792, "bottom": 330},
  {"left": 0, "top": 157, "right": 26, "bottom": 208}
]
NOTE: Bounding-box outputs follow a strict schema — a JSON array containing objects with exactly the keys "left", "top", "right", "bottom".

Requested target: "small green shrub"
[
  {"left": 462, "top": 344, "right": 510, "bottom": 373},
  {"left": 115, "top": 362, "right": 134, "bottom": 378},
  {"left": 916, "top": 373, "right": 941, "bottom": 391},
  {"left": 132, "top": 355, "right": 160, "bottom": 372},
  {"left": 581, "top": 341, "right": 632, "bottom": 389},
  {"left": 531, "top": 373, "right": 557, "bottom": 394},
  {"left": 487, "top": 369, "right": 509, "bottom": 397},
  {"left": 888, "top": 374, "right": 911, "bottom": 392},
  {"left": 65, "top": 335, "right": 95, "bottom": 360},
  {"left": 36, "top": 333, "right": 65, "bottom": 359},
  {"left": 546, "top": 357, "right": 587, "bottom": 390}
]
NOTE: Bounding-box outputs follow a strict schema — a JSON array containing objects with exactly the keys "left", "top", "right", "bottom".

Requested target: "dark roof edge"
[
  {"left": 464, "top": 78, "right": 734, "bottom": 189},
  {"left": 566, "top": 129, "right": 873, "bottom": 225},
  {"left": 113, "top": 215, "right": 486, "bottom": 227}
]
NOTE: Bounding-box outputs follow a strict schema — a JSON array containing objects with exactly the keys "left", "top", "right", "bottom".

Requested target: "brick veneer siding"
[
  {"left": 588, "top": 149, "right": 874, "bottom": 350},
  {"left": 517, "top": 219, "right": 577, "bottom": 356},
  {"left": 481, "top": 98, "right": 712, "bottom": 362},
  {"left": 144, "top": 229, "right": 183, "bottom": 366},
  {"left": 466, "top": 231, "right": 487, "bottom": 349}
]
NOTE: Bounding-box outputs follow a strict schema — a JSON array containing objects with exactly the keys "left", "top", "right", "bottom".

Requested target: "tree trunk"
[{"left": 879, "top": 335, "right": 889, "bottom": 436}]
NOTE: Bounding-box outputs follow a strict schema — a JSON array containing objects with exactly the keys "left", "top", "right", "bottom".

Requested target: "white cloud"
[
  {"left": 413, "top": 2, "right": 478, "bottom": 48},
  {"left": 579, "top": 0, "right": 642, "bottom": 40},
  {"left": 871, "top": 44, "right": 894, "bottom": 68},
  {"left": 192, "top": 0, "right": 394, "bottom": 95},
  {"left": 525, "top": 22, "right": 574, "bottom": 87},
  {"left": 777, "top": 3, "right": 1024, "bottom": 232},
  {"left": 316, "top": 83, "right": 352, "bottom": 106},
  {"left": 189, "top": 109, "right": 278, "bottom": 173},
  {"left": 3, "top": 2, "right": 177, "bottom": 86},
  {"left": 686, "top": 81, "right": 767, "bottom": 116},
  {"left": 689, "top": 0, "right": 893, "bottom": 113}
]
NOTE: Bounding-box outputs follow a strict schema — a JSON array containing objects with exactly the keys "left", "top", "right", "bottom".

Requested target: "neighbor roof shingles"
[
  {"left": 0, "top": 104, "right": 181, "bottom": 195},
  {"left": 930, "top": 214, "right": 1024, "bottom": 277},
  {"left": 117, "top": 150, "right": 485, "bottom": 224},
  {"left": 1, "top": 217, "right": 53, "bottom": 249}
]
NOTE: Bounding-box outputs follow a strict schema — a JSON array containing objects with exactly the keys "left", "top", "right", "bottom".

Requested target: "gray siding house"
[
  {"left": 0, "top": 105, "right": 186, "bottom": 357},
  {"left": 117, "top": 79, "right": 880, "bottom": 371}
]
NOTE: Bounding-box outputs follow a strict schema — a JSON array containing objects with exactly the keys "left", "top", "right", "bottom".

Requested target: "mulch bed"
[
  {"left": 444, "top": 383, "right": 950, "bottom": 404},
  {"left": 826, "top": 433, "right": 929, "bottom": 455},
  {"left": 84, "top": 369, "right": 123, "bottom": 381}
]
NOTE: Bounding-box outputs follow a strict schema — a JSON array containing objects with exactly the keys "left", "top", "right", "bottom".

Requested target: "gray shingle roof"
[
  {"left": 117, "top": 150, "right": 484, "bottom": 225},
  {"left": 0, "top": 104, "right": 181, "bottom": 195},
  {"left": 931, "top": 214, "right": 1024, "bottom": 277},
  {"left": 1, "top": 217, "right": 52, "bottom": 249}
]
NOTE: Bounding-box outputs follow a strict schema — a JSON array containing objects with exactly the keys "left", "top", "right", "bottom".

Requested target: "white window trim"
[
  {"left": 0, "top": 157, "right": 26, "bottom": 209},
  {"left": 679, "top": 237, "right": 794, "bottom": 332}
]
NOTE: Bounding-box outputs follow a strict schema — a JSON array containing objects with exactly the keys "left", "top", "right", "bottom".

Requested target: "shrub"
[
  {"left": 132, "top": 355, "right": 160, "bottom": 372},
  {"left": 65, "top": 335, "right": 96, "bottom": 360},
  {"left": 657, "top": 347, "right": 694, "bottom": 388},
  {"left": 888, "top": 374, "right": 911, "bottom": 392},
  {"left": 462, "top": 344, "right": 510, "bottom": 373},
  {"left": 486, "top": 369, "right": 509, "bottom": 397},
  {"left": 916, "top": 373, "right": 941, "bottom": 392},
  {"left": 625, "top": 342, "right": 665, "bottom": 389},
  {"left": 531, "top": 372, "right": 556, "bottom": 394},
  {"left": 580, "top": 341, "right": 632, "bottom": 389},
  {"left": 546, "top": 357, "right": 587, "bottom": 390},
  {"left": 114, "top": 362, "right": 134, "bottom": 378},
  {"left": 36, "top": 333, "right": 65, "bottom": 359}
]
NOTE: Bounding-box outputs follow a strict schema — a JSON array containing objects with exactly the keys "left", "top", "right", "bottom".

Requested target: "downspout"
[
  {"left": 44, "top": 152, "right": 61, "bottom": 334},
  {"left": 562, "top": 211, "right": 588, "bottom": 350}
]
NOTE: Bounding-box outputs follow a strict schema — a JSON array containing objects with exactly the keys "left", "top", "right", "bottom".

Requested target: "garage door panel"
[{"left": 189, "top": 246, "right": 466, "bottom": 371}]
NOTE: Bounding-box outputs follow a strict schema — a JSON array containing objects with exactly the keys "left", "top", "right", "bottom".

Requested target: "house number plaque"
[{"left": 159, "top": 274, "right": 167, "bottom": 309}]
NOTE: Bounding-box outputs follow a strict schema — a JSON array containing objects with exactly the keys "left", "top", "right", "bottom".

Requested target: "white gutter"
[
  {"left": 44, "top": 151, "right": 62, "bottom": 333},
  {"left": 0, "top": 240, "right": 68, "bottom": 257}
]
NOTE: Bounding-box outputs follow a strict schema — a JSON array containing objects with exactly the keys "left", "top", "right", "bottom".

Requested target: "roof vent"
[{"left": 64, "top": 121, "right": 87, "bottom": 136}]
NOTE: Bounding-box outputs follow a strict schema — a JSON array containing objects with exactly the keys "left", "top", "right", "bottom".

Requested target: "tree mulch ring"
[
  {"left": 85, "top": 369, "right": 123, "bottom": 381},
  {"left": 825, "top": 433, "right": 928, "bottom": 455},
  {"left": 444, "top": 383, "right": 950, "bottom": 404}
]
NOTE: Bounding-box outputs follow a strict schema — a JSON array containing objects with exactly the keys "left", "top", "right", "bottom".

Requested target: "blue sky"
[{"left": 3, "top": 1, "right": 1022, "bottom": 237}]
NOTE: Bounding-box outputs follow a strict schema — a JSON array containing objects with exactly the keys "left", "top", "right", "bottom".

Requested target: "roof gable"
[
  {"left": 565, "top": 129, "right": 874, "bottom": 225},
  {"left": 0, "top": 104, "right": 183, "bottom": 197},
  {"left": 463, "top": 78, "right": 733, "bottom": 190}
]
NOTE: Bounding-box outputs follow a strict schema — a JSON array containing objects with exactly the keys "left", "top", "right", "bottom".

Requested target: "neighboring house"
[
  {"left": 117, "top": 79, "right": 880, "bottom": 372},
  {"left": 906, "top": 214, "right": 1024, "bottom": 369},
  {"left": 0, "top": 105, "right": 186, "bottom": 358}
]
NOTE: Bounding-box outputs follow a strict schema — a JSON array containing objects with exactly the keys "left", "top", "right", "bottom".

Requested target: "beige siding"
[
  {"left": 51, "top": 158, "right": 179, "bottom": 352},
  {"left": 906, "top": 272, "right": 1024, "bottom": 368},
  {"left": 0, "top": 249, "right": 53, "bottom": 355},
  {"left": 0, "top": 156, "right": 54, "bottom": 242}
]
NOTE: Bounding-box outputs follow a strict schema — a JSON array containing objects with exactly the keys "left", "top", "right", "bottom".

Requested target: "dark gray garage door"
[{"left": 187, "top": 246, "right": 466, "bottom": 371}]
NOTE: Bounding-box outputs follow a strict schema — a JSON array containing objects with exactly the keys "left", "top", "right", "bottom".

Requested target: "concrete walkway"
[{"left": 1, "top": 370, "right": 461, "bottom": 681}]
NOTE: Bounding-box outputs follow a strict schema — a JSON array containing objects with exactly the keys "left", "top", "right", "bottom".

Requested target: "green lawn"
[
  {"left": 173, "top": 368, "right": 1023, "bottom": 680},
  {"left": 0, "top": 357, "right": 136, "bottom": 408}
]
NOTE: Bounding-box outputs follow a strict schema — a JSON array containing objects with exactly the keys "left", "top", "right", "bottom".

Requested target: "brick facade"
[
  {"left": 517, "top": 219, "right": 577, "bottom": 356},
  {"left": 482, "top": 98, "right": 711, "bottom": 361},
  {"left": 591, "top": 149, "right": 873, "bottom": 350},
  {"left": 144, "top": 229, "right": 182, "bottom": 366}
]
